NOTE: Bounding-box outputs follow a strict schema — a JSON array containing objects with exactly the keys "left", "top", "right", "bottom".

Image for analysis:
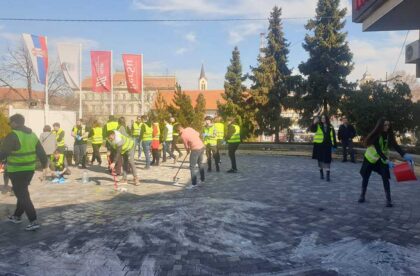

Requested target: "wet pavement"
[{"left": 1, "top": 152, "right": 420, "bottom": 276}]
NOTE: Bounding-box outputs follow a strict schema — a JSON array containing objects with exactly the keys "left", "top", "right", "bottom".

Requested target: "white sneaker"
[
  {"left": 25, "top": 221, "right": 40, "bottom": 231},
  {"left": 8, "top": 215, "right": 22, "bottom": 224},
  {"left": 186, "top": 184, "right": 197, "bottom": 190}
]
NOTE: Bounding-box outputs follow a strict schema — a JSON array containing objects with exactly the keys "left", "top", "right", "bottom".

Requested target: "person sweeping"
[{"left": 358, "top": 118, "right": 413, "bottom": 207}]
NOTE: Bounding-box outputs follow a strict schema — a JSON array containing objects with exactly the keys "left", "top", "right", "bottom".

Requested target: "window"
[{"left": 130, "top": 104, "right": 134, "bottom": 114}]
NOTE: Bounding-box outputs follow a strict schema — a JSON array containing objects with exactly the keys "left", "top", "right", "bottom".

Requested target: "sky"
[{"left": 0, "top": 0, "right": 418, "bottom": 90}]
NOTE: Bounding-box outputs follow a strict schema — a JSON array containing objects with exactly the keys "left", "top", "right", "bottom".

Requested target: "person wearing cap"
[
  {"left": 71, "top": 118, "right": 89, "bottom": 168},
  {"left": 107, "top": 130, "right": 139, "bottom": 185},
  {"left": 1, "top": 114, "right": 48, "bottom": 231},
  {"left": 225, "top": 117, "right": 241, "bottom": 173},
  {"left": 203, "top": 116, "right": 220, "bottom": 172},
  {"left": 177, "top": 124, "right": 205, "bottom": 188}
]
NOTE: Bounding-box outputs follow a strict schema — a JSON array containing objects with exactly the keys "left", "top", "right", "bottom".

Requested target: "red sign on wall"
[{"left": 352, "top": 0, "right": 386, "bottom": 23}]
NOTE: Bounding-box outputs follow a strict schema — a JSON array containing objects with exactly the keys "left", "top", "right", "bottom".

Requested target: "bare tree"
[
  {"left": 0, "top": 42, "right": 72, "bottom": 107},
  {"left": 389, "top": 70, "right": 420, "bottom": 101}
]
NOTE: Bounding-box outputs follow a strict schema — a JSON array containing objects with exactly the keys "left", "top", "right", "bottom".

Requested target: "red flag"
[
  {"left": 122, "top": 54, "right": 143, "bottom": 94},
  {"left": 90, "top": 51, "right": 111, "bottom": 93}
]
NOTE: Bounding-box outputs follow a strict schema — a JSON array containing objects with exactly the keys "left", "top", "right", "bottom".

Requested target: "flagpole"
[
  {"left": 140, "top": 54, "right": 144, "bottom": 115},
  {"left": 111, "top": 50, "right": 114, "bottom": 116},
  {"left": 79, "top": 43, "right": 83, "bottom": 119},
  {"left": 44, "top": 77, "right": 49, "bottom": 126}
]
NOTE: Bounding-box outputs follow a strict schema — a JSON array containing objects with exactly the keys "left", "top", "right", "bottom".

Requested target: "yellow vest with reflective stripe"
[
  {"left": 165, "top": 124, "right": 173, "bottom": 141},
  {"left": 106, "top": 121, "right": 119, "bottom": 132},
  {"left": 204, "top": 126, "right": 217, "bottom": 146},
  {"left": 152, "top": 123, "right": 160, "bottom": 141},
  {"left": 53, "top": 128, "right": 65, "bottom": 147},
  {"left": 120, "top": 134, "right": 134, "bottom": 154},
  {"left": 313, "top": 125, "right": 334, "bottom": 144},
  {"left": 72, "top": 125, "right": 88, "bottom": 142},
  {"left": 132, "top": 122, "right": 142, "bottom": 137},
  {"left": 7, "top": 130, "right": 39, "bottom": 173},
  {"left": 228, "top": 124, "right": 241, "bottom": 143},
  {"left": 214, "top": 122, "right": 225, "bottom": 140},
  {"left": 173, "top": 123, "right": 179, "bottom": 137},
  {"left": 92, "top": 127, "right": 103, "bottom": 145},
  {"left": 364, "top": 136, "right": 388, "bottom": 164},
  {"left": 51, "top": 154, "right": 65, "bottom": 171},
  {"left": 142, "top": 123, "right": 153, "bottom": 141}
]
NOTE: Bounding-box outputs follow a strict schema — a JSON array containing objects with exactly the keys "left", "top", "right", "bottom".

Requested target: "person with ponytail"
[{"left": 359, "top": 118, "right": 413, "bottom": 207}]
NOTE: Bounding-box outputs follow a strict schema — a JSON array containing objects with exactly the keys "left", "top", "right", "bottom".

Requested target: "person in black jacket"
[
  {"left": 359, "top": 118, "right": 413, "bottom": 207},
  {"left": 310, "top": 115, "right": 337, "bottom": 182},
  {"left": 0, "top": 114, "right": 48, "bottom": 231},
  {"left": 338, "top": 116, "right": 356, "bottom": 163}
]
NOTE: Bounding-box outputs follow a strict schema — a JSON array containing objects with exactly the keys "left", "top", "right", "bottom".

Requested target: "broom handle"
[{"left": 174, "top": 153, "right": 189, "bottom": 179}]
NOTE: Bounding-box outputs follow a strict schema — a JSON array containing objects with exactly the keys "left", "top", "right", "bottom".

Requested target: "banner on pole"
[
  {"left": 90, "top": 51, "right": 111, "bottom": 93},
  {"left": 22, "top": 33, "right": 48, "bottom": 85},
  {"left": 57, "top": 44, "right": 81, "bottom": 90},
  {"left": 122, "top": 54, "right": 143, "bottom": 94}
]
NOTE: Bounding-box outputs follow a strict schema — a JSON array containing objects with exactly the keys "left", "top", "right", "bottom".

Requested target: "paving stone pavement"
[{"left": 1, "top": 152, "right": 420, "bottom": 276}]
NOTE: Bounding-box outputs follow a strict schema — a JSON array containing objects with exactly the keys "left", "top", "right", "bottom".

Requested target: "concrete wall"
[{"left": 9, "top": 106, "right": 77, "bottom": 150}]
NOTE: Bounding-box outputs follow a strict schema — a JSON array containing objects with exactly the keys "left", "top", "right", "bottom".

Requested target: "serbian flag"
[
  {"left": 122, "top": 54, "right": 143, "bottom": 94},
  {"left": 22, "top": 34, "right": 48, "bottom": 85},
  {"left": 90, "top": 51, "right": 112, "bottom": 93}
]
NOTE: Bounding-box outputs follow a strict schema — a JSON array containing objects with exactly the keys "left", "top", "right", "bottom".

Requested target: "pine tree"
[
  {"left": 249, "top": 6, "right": 292, "bottom": 143},
  {"left": 168, "top": 84, "right": 195, "bottom": 127},
  {"left": 298, "top": 0, "right": 353, "bottom": 122},
  {"left": 192, "top": 93, "right": 206, "bottom": 132},
  {"left": 153, "top": 91, "right": 171, "bottom": 125}
]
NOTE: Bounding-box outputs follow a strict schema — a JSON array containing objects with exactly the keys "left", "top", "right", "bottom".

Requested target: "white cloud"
[
  {"left": 185, "top": 32, "right": 197, "bottom": 43},
  {"left": 49, "top": 36, "right": 99, "bottom": 50},
  {"left": 175, "top": 47, "right": 188, "bottom": 55},
  {"left": 228, "top": 22, "right": 265, "bottom": 44}
]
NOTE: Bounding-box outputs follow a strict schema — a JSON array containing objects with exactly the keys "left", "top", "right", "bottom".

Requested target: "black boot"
[
  {"left": 320, "top": 169, "right": 324, "bottom": 180},
  {"left": 326, "top": 171, "right": 330, "bottom": 182},
  {"left": 385, "top": 192, "right": 393, "bottom": 208},
  {"left": 358, "top": 186, "right": 366, "bottom": 203}
]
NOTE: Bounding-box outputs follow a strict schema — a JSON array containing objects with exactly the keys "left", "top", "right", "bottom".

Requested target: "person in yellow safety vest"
[
  {"left": 203, "top": 116, "right": 220, "bottom": 172},
  {"left": 49, "top": 149, "right": 70, "bottom": 180},
  {"left": 162, "top": 119, "right": 176, "bottom": 163},
  {"left": 131, "top": 115, "right": 143, "bottom": 160},
  {"left": 71, "top": 118, "right": 89, "bottom": 169},
  {"left": 52, "top": 122, "right": 66, "bottom": 153},
  {"left": 214, "top": 116, "right": 225, "bottom": 168},
  {"left": 140, "top": 115, "right": 153, "bottom": 169},
  {"left": 103, "top": 115, "right": 120, "bottom": 174},
  {"left": 151, "top": 121, "right": 161, "bottom": 166},
  {"left": 310, "top": 115, "right": 337, "bottom": 182},
  {"left": 88, "top": 120, "right": 103, "bottom": 166},
  {"left": 107, "top": 130, "right": 139, "bottom": 185},
  {"left": 170, "top": 117, "right": 183, "bottom": 159},
  {"left": 359, "top": 118, "right": 413, "bottom": 207},
  {"left": 0, "top": 114, "right": 48, "bottom": 231},
  {"left": 225, "top": 117, "right": 241, "bottom": 173}
]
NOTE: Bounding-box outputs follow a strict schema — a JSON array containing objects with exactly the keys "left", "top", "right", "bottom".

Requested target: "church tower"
[{"left": 199, "top": 64, "right": 208, "bottom": 91}]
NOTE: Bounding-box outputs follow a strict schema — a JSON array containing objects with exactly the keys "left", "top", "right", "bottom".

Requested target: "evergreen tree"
[
  {"left": 153, "top": 91, "right": 171, "bottom": 129},
  {"left": 298, "top": 0, "right": 354, "bottom": 123},
  {"left": 192, "top": 93, "right": 206, "bottom": 132},
  {"left": 0, "top": 110, "right": 10, "bottom": 140},
  {"left": 249, "top": 6, "right": 292, "bottom": 143},
  {"left": 168, "top": 84, "right": 195, "bottom": 127}
]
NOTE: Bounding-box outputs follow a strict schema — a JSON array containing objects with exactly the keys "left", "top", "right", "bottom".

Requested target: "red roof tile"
[
  {"left": 0, "top": 88, "right": 44, "bottom": 101},
  {"left": 155, "top": 90, "right": 225, "bottom": 110}
]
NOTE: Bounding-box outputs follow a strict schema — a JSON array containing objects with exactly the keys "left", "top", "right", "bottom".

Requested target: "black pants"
[
  {"left": 9, "top": 171, "right": 36, "bottom": 222},
  {"left": 151, "top": 149, "right": 160, "bottom": 166},
  {"left": 171, "top": 137, "right": 182, "bottom": 156},
  {"left": 228, "top": 143, "right": 240, "bottom": 170},
  {"left": 361, "top": 165, "right": 392, "bottom": 201},
  {"left": 91, "top": 144, "right": 102, "bottom": 164},
  {"left": 109, "top": 149, "right": 122, "bottom": 175},
  {"left": 206, "top": 144, "right": 220, "bottom": 171},
  {"left": 342, "top": 140, "right": 355, "bottom": 162}
]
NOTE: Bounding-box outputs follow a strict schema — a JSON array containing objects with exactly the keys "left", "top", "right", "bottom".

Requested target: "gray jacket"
[{"left": 39, "top": 131, "right": 57, "bottom": 155}]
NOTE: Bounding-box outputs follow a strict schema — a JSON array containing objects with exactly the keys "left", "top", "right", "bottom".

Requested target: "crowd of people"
[{"left": 1, "top": 112, "right": 416, "bottom": 232}]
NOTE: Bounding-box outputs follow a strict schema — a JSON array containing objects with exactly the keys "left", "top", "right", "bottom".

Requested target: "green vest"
[
  {"left": 132, "top": 121, "right": 142, "bottom": 137},
  {"left": 53, "top": 128, "right": 65, "bottom": 147},
  {"left": 7, "top": 130, "right": 39, "bottom": 173},
  {"left": 228, "top": 124, "right": 241, "bottom": 143},
  {"left": 173, "top": 123, "right": 179, "bottom": 137},
  {"left": 364, "top": 136, "right": 389, "bottom": 164},
  {"left": 92, "top": 127, "right": 103, "bottom": 145},
  {"left": 142, "top": 123, "right": 153, "bottom": 141},
  {"left": 204, "top": 125, "right": 217, "bottom": 146},
  {"left": 51, "top": 154, "right": 65, "bottom": 171},
  {"left": 313, "top": 125, "right": 334, "bottom": 144},
  {"left": 214, "top": 122, "right": 225, "bottom": 140},
  {"left": 165, "top": 124, "right": 173, "bottom": 142},
  {"left": 72, "top": 125, "right": 88, "bottom": 142},
  {"left": 106, "top": 121, "right": 119, "bottom": 132}
]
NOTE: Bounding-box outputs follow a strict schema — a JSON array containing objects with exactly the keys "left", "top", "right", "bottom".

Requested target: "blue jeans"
[
  {"left": 190, "top": 148, "right": 205, "bottom": 185},
  {"left": 135, "top": 138, "right": 143, "bottom": 159},
  {"left": 142, "top": 141, "right": 151, "bottom": 168},
  {"left": 162, "top": 141, "right": 174, "bottom": 161}
]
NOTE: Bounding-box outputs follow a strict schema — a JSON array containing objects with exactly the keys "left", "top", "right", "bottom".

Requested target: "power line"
[
  {"left": 392, "top": 30, "right": 410, "bottom": 74},
  {"left": 0, "top": 16, "right": 340, "bottom": 23}
]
